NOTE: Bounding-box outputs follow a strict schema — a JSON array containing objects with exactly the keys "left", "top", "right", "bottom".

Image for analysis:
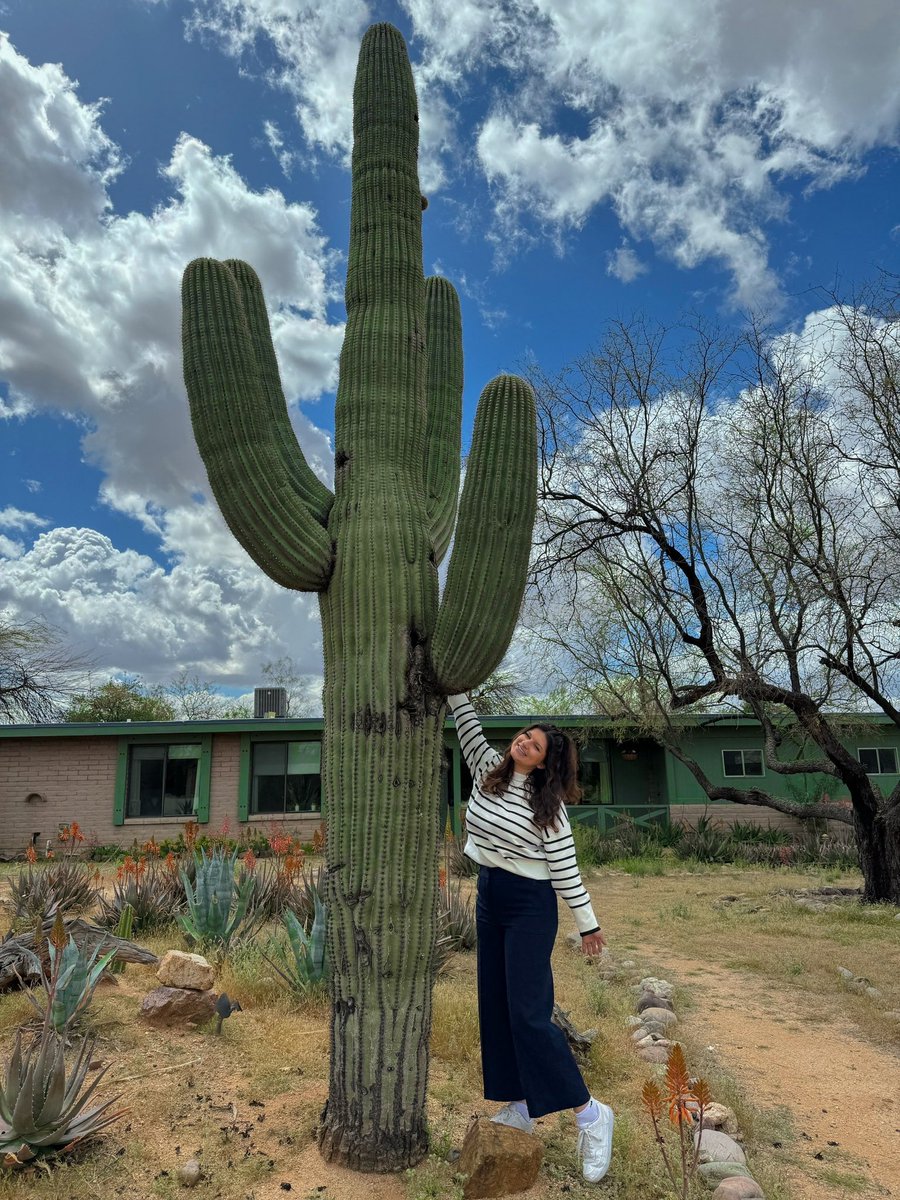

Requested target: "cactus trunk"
[{"left": 182, "top": 21, "right": 537, "bottom": 1173}]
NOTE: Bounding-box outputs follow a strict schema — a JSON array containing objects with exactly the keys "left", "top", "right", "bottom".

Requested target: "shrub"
[
  {"left": 96, "top": 850, "right": 185, "bottom": 932},
  {"left": 10, "top": 834, "right": 97, "bottom": 920}
]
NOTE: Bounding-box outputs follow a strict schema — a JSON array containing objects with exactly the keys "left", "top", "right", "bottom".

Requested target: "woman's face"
[{"left": 509, "top": 727, "right": 549, "bottom": 773}]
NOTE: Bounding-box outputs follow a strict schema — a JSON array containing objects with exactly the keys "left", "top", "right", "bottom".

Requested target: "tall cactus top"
[{"left": 182, "top": 22, "right": 537, "bottom": 696}]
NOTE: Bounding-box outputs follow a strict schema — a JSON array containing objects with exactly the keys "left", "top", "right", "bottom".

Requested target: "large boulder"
[
  {"left": 637, "top": 992, "right": 674, "bottom": 1014},
  {"left": 140, "top": 986, "right": 218, "bottom": 1026},
  {"left": 698, "top": 1162, "right": 756, "bottom": 1186},
  {"left": 636, "top": 977, "right": 674, "bottom": 1002},
  {"left": 701, "top": 1102, "right": 741, "bottom": 1137},
  {"left": 157, "top": 949, "right": 215, "bottom": 991},
  {"left": 457, "top": 1117, "right": 543, "bottom": 1199}
]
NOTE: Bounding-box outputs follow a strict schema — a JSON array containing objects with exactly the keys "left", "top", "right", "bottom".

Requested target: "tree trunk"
[{"left": 852, "top": 801, "right": 900, "bottom": 903}]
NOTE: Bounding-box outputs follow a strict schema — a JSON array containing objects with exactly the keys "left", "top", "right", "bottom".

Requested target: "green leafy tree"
[{"left": 65, "top": 676, "right": 175, "bottom": 723}]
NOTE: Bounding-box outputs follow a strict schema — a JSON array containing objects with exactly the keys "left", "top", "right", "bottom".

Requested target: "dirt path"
[{"left": 631, "top": 943, "right": 900, "bottom": 1199}]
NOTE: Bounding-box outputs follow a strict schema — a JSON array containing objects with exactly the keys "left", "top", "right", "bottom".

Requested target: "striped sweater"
[{"left": 448, "top": 695, "right": 599, "bottom": 934}]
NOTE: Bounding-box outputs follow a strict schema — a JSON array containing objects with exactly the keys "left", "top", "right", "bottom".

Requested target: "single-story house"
[{"left": 1, "top": 712, "right": 897, "bottom": 857}]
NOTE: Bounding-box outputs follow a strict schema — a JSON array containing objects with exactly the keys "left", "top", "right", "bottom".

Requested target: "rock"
[
  {"left": 864, "top": 986, "right": 882, "bottom": 999},
  {"left": 636, "top": 976, "right": 674, "bottom": 1001},
  {"left": 837, "top": 966, "right": 854, "bottom": 980},
  {"left": 700, "top": 1103, "right": 741, "bottom": 1136},
  {"left": 698, "top": 1162, "right": 755, "bottom": 1186},
  {"left": 631, "top": 1027, "right": 651, "bottom": 1042},
  {"left": 176, "top": 1159, "right": 202, "bottom": 1187},
  {"left": 620, "top": 959, "right": 636, "bottom": 968},
  {"left": 638, "top": 1045, "right": 670, "bottom": 1063},
  {"left": 140, "top": 986, "right": 218, "bottom": 1026},
  {"left": 457, "top": 1117, "right": 542, "bottom": 1199},
  {"left": 711, "top": 1178, "right": 763, "bottom": 1200},
  {"left": 695, "top": 1129, "right": 746, "bottom": 1165},
  {"left": 157, "top": 950, "right": 215, "bottom": 992},
  {"left": 625, "top": 1015, "right": 645, "bottom": 1028},
  {"left": 637, "top": 992, "right": 675, "bottom": 1014},
  {"left": 641, "top": 1007, "right": 678, "bottom": 1027},
  {"left": 884, "top": 1011, "right": 900, "bottom": 1023}
]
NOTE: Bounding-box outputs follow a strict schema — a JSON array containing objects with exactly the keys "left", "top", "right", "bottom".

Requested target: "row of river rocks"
[
  {"left": 627, "top": 972, "right": 766, "bottom": 1200},
  {"left": 139, "top": 950, "right": 219, "bottom": 1027}
]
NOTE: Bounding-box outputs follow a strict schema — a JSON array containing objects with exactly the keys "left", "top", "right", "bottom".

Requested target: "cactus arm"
[
  {"left": 224, "top": 259, "right": 334, "bottom": 525},
  {"left": 430, "top": 373, "right": 537, "bottom": 693},
  {"left": 423, "top": 276, "right": 463, "bottom": 563},
  {"left": 182, "top": 257, "right": 334, "bottom": 591}
]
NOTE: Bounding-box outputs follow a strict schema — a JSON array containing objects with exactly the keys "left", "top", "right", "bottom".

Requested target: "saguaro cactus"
[{"left": 181, "top": 23, "right": 536, "bottom": 1172}]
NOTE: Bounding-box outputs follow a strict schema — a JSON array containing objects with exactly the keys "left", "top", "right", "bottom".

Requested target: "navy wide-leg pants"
[{"left": 476, "top": 865, "right": 590, "bottom": 1118}]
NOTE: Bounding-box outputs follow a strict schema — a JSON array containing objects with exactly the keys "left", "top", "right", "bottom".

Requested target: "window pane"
[
  {"left": 163, "top": 754, "right": 199, "bottom": 818},
  {"left": 252, "top": 743, "right": 286, "bottom": 814},
  {"left": 877, "top": 748, "right": 898, "bottom": 774},
  {"left": 287, "top": 742, "right": 321, "bottom": 775},
  {"left": 580, "top": 760, "right": 607, "bottom": 803},
  {"left": 722, "top": 750, "right": 744, "bottom": 777},
  {"left": 858, "top": 748, "right": 880, "bottom": 774},
  {"left": 127, "top": 746, "right": 165, "bottom": 818},
  {"left": 169, "top": 743, "right": 201, "bottom": 760},
  {"left": 742, "top": 750, "right": 763, "bottom": 776},
  {"left": 285, "top": 774, "right": 322, "bottom": 813}
]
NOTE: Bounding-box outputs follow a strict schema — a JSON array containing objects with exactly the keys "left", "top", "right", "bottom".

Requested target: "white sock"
[
  {"left": 511, "top": 1100, "right": 531, "bottom": 1121},
  {"left": 576, "top": 1098, "right": 600, "bottom": 1129}
]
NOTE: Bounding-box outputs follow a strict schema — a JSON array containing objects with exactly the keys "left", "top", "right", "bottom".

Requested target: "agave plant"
[
  {"left": 264, "top": 892, "right": 328, "bottom": 996},
  {"left": 438, "top": 879, "right": 477, "bottom": 953},
  {"left": 180, "top": 847, "right": 256, "bottom": 950},
  {"left": 10, "top": 859, "right": 97, "bottom": 921},
  {"left": 0, "top": 1021, "right": 126, "bottom": 1166},
  {"left": 24, "top": 915, "right": 115, "bottom": 1033}
]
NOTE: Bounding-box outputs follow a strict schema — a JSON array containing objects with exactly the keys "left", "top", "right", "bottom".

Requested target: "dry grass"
[{"left": 0, "top": 860, "right": 895, "bottom": 1199}]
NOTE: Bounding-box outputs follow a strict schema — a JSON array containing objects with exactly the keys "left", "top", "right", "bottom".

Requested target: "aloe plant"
[
  {"left": 181, "top": 23, "right": 536, "bottom": 1169},
  {"left": 180, "top": 848, "right": 255, "bottom": 949},
  {"left": 0, "top": 1022, "right": 126, "bottom": 1166}
]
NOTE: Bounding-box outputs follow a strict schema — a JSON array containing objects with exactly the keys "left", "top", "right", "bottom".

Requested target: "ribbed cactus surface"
[{"left": 181, "top": 22, "right": 536, "bottom": 1173}]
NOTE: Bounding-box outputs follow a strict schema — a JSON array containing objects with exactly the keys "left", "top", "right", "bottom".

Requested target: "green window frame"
[
  {"left": 857, "top": 746, "right": 898, "bottom": 775},
  {"left": 721, "top": 748, "right": 764, "bottom": 778},
  {"left": 237, "top": 734, "right": 322, "bottom": 820},
  {"left": 114, "top": 735, "right": 211, "bottom": 826}
]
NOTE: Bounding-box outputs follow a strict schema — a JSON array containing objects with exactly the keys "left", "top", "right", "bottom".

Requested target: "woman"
[{"left": 447, "top": 694, "right": 614, "bottom": 1184}]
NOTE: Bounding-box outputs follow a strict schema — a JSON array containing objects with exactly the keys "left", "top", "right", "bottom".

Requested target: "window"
[
  {"left": 722, "top": 749, "right": 764, "bottom": 778},
  {"left": 858, "top": 747, "right": 898, "bottom": 775},
  {"left": 127, "top": 744, "right": 201, "bottom": 819},
  {"left": 250, "top": 741, "right": 321, "bottom": 815}
]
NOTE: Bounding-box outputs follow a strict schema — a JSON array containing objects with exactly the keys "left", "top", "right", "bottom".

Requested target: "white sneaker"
[
  {"left": 490, "top": 1104, "right": 534, "bottom": 1134},
  {"left": 577, "top": 1102, "right": 614, "bottom": 1182}
]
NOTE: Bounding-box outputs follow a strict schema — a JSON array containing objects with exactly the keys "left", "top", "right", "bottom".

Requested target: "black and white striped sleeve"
[
  {"left": 543, "top": 806, "right": 599, "bottom": 934},
  {"left": 447, "top": 694, "right": 501, "bottom": 782}
]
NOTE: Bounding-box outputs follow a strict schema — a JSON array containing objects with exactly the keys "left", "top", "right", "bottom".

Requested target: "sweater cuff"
[
  {"left": 446, "top": 694, "right": 468, "bottom": 711},
  {"left": 580, "top": 926, "right": 601, "bottom": 937}
]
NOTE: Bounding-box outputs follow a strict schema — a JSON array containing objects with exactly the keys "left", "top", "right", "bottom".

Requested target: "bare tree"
[
  {"left": 530, "top": 305, "right": 900, "bottom": 901},
  {"left": 0, "top": 613, "right": 87, "bottom": 723},
  {"left": 165, "top": 670, "right": 230, "bottom": 720}
]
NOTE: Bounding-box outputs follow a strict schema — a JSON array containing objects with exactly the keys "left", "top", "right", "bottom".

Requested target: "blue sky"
[{"left": 1, "top": 0, "right": 899, "bottom": 704}]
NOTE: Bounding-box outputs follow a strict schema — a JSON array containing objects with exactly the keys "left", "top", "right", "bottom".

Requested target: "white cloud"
[
  {"left": 606, "top": 243, "right": 648, "bottom": 285},
  {"left": 0, "top": 35, "right": 342, "bottom": 687},
  {"left": 0, "top": 506, "right": 49, "bottom": 531}
]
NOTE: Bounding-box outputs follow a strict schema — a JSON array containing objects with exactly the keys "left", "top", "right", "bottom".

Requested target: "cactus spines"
[{"left": 181, "top": 21, "right": 536, "bottom": 1172}]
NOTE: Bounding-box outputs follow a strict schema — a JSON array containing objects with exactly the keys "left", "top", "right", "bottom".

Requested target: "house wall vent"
[{"left": 254, "top": 687, "right": 288, "bottom": 718}]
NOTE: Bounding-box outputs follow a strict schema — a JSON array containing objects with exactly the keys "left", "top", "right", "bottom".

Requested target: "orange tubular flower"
[{"left": 25, "top": 845, "right": 37, "bottom": 865}]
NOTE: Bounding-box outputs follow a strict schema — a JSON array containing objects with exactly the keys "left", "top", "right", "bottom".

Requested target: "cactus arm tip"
[{"left": 424, "top": 275, "right": 464, "bottom": 563}]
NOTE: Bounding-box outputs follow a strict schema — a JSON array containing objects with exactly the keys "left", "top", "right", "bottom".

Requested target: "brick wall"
[
  {"left": 669, "top": 802, "right": 847, "bottom": 834},
  {"left": 0, "top": 735, "right": 324, "bottom": 858}
]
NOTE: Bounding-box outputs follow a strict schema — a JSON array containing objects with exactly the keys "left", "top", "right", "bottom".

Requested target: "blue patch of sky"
[{"left": 2, "top": 413, "right": 165, "bottom": 560}]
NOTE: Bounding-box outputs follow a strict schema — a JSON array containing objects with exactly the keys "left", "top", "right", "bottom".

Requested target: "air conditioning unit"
[{"left": 254, "top": 687, "right": 288, "bottom": 718}]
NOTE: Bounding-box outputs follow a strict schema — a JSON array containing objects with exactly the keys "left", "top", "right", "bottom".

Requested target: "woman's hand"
[{"left": 580, "top": 929, "right": 607, "bottom": 957}]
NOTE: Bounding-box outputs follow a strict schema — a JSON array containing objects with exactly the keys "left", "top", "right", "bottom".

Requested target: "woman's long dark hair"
[{"left": 480, "top": 724, "right": 583, "bottom": 831}]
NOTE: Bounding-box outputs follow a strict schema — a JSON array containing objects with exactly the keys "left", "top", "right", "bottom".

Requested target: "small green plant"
[
  {"left": 438, "top": 879, "right": 477, "bottom": 952},
  {"left": 641, "top": 1043, "right": 711, "bottom": 1199},
  {"left": 109, "top": 903, "right": 134, "bottom": 975},
  {"left": 26, "top": 913, "right": 115, "bottom": 1032},
  {"left": 405, "top": 1154, "right": 466, "bottom": 1200},
  {"left": 11, "top": 825, "right": 96, "bottom": 920},
  {"left": 180, "top": 847, "right": 256, "bottom": 951},
  {"left": 263, "top": 893, "right": 328, "bottom": 996},
  {"left": 0, "top": 1015, "right": 126, "bottom": 1166},
  {"left": 447, "top": 832, "right": 479, "bottom": 878}
]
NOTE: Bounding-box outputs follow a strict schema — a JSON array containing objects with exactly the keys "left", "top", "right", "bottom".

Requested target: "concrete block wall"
[{"left": 669, "top": 802, "right": 849, "bottom": 835}]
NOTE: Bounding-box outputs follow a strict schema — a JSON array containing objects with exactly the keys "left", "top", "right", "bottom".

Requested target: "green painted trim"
[
  {"left": 195, "top": 735, "right": 212, "bottom": 823},
  {"left": 450, "top": 746, "right": 462, "bottom": 837},
  {"left": 238, "top": 734, "right": 251, "bottom": 822},
  {"left": 663, "top": 748, "right": 679, "bottom": 806},
  {"left": 113, "top": 740, "right": 129, "bottom": 826}
]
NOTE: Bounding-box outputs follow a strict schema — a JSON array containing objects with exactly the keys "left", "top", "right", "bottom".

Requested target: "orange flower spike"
[
  {"left": 664, "top": 1045, "right": 696, "bottom": 1126},
  {"left": 242, "top": 849, "right": 257, "bottom": 872},
  {"left": 438, "top": 867, "right": 447, "bottom": 890},
  {"left": 164, "top": 850, "right": 178, "bottom": 873},
  {"left": 45, "top": 849, "right": 55, "bottom": 860},
  {"left": 25, "top": 845, "right": 37, "bottom": 865},
  {"left": 50, "top": 911, "right": 67, "bottom": 951},
  {"left": 58, "top": 826, "right": 69, "bottom": 843},
  {"left": 641, "top": 1079, "right": 664, "bottom": 1120},
  {"left": 92, "top": 867, "right": 102, "bottom": 885},
  {"left": 70, "top": 821, "right": 84, "bottom": 843},
  {"left": 116, "top": 864, "right": 126, "bottom": 881}
]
